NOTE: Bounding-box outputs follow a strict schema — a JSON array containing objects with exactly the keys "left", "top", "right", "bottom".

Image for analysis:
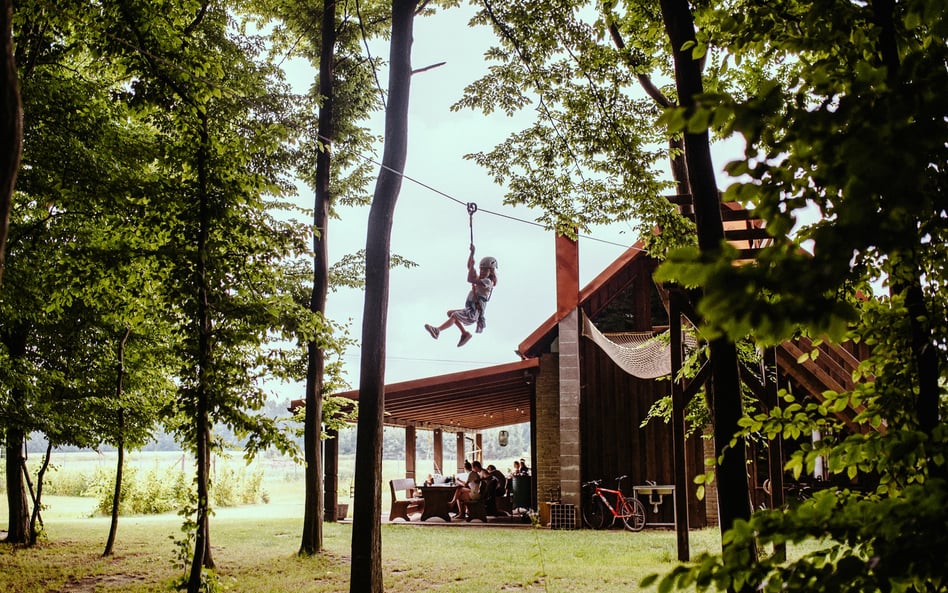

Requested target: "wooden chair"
[
  {"left": 491, "top": 493, "right": 513, "bottom": 516},
  {"left": 465, "top": 498, "right": 488, "bottom": 522},
  {"left": 389, "top": 478, "right": 424, "bottom": 522}
]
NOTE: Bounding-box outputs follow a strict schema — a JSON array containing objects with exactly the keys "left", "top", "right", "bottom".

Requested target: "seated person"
[
  {"left": 487, "top": 464, "right": 507, "bottom": 497},
  {"left": 483, "top": 464, "right": 509, "bottom": 515},
  {"left": 449, "top": 460, "right": 482, "bottom": 518}
]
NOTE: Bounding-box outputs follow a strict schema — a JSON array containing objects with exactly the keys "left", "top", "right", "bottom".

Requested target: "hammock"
[{"left": 581, "top": 311, "right": 696, "bottom": 379}]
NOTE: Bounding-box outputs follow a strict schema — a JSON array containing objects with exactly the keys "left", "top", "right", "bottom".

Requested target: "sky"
[{"left": 277, "top": 5, "right": 727, "bottom": 396}]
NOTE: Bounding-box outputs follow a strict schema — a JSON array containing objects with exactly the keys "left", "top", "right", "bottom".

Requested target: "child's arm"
[{"left": 466, "top": 244, "right": 477, "bottom": 283}]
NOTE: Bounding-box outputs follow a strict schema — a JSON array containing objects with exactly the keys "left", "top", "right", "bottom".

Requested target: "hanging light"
[{"left": 498, "top": 429, "right": 509, "bottom": 447}]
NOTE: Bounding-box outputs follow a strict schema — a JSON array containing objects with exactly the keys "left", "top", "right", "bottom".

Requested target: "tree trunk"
[
  {"left": 0, "top": 0, "right": 20, "bottom": 284},
  {"left": 28, "top": 441, "right": 52, "bottom": 545},
  {"left": 188, "top": 113, "right": 215, "bottom": 593},
  {"left": 300, "top": 0, "right": 337, "bottom": 557},
  {"left": 104, "top": 328, "right": 130, "bottom": 557},
  {"left": 103, "top": 416, "right": 125, "bottom": 556},
  {"left": 324, "top": 427, "right": 339, "bottom": 522},
  {"left": 869, "top": 0, "right": 941, "bottom": 439},
  {"left": 659, "top": 0, "right": 756, "bottom": 567},
  {"left": 349, "top": 2, "right": 417, "bottom": 592},
  {"left": 3, "top": 326, "right": 30, "bottom": 544},
  {"left": 3, "top": 428, "right": 29, "bottom": 544}
]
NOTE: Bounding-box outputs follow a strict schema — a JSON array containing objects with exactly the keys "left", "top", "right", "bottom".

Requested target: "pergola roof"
[{"left": 333, "top": 358, "right": 539, "bottom": 432}]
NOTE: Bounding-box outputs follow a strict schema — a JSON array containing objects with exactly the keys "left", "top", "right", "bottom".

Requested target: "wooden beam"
[
  {"left": 764, "top": 348, "right": 786, "bottom": 562},
  {"left": 724, "top": 227, "right": 771, "bottom": 242},
  {"left": 669, "top": 291, "right": 691, "bottom": 561},
  {"left": 739, "top": 362, "right": 767, "bottom": 399}
]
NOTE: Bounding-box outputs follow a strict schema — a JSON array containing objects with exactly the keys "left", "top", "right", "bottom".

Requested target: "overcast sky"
[{"left": 277, "top": 5, "right": 706, "bottom": 396}]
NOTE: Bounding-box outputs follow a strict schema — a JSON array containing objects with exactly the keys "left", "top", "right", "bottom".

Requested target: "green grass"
[
  {"left": 1, "top": 510, "right": 725, "bottom": 593},
  {"left": 2, "top": 452, "right": 731, "bottom": 592}
]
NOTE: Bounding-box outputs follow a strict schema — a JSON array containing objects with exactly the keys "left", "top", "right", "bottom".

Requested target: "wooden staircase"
[
  {"left": 664, "top": 193, "right": 876, "bottom": 433},
  {"left": 666, "top": 193, "right": 773, "bottom": 260},
  {"left": 775, "top": 336, "right": 876, "bottom": 433}
]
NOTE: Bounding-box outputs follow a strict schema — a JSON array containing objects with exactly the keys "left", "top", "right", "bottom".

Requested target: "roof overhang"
[
  {"left": 518, "top": 240, "right": 651, "bottom": 358},
  {"left": 333, "top": 358, "right": 539, "bottom": 432}
]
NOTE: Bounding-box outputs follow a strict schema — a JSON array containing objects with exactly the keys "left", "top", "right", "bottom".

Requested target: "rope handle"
[
  {"left": 466, "top": 202, "right": 482, "bottom": 313},
  {"left": 467, "top": 202, "right": 478, "bottom": 248}
]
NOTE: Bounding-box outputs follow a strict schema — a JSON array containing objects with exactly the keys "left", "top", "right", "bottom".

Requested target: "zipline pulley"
[
  {"left": 466, "top": 201, "right": 482, "bottom": 314},
  {"left": 467, "top": 202, "right": 478, "bottom": 247}
]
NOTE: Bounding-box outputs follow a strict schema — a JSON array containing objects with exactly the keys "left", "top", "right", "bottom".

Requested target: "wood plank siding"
[{"left": 579, "top": 337, "right": 708, "bottom": 527}]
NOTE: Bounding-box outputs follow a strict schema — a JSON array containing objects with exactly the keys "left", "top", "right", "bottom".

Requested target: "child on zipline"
[{"left": 425, "top": 244, "right": 498, "bottom": 347}]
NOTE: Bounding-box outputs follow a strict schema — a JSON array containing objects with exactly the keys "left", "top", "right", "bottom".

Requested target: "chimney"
[{"left": 556, "top": 232, "right": 579, "bottom": 317}]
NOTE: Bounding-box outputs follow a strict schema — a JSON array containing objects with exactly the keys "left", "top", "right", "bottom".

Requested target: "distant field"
[{"left": 4, "top": 450, "right": 531, "bottom": 522}]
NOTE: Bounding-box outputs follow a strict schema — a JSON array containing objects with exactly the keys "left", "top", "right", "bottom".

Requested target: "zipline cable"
[{"left": 339, "top": 144, "right": 645, "bottom": 252}]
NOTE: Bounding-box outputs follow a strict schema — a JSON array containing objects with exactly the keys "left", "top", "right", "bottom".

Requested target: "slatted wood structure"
[{"left": 329, "top": 358, "right": 538, "bottom": 432}]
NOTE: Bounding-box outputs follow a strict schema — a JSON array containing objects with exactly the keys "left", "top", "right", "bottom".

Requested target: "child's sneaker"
[
  {"left": 425, "top": 324, "right": 440, "bottom": 339},
  {"left": 457, "top": 332, "right": 472, "bottom": 347}
]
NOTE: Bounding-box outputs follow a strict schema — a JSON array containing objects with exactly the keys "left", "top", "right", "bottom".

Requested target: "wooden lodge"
[{"left": 319, "top": 204, "right": 870, "bottom": 545}]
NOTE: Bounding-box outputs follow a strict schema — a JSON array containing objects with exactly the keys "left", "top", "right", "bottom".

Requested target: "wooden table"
[{"left": 419, "top": 485, "right": 456, "bottom": 522}]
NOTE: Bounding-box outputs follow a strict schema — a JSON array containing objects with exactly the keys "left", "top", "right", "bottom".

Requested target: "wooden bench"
[{"left": 389, "top": 478, "right": 424, "bottom": 522}]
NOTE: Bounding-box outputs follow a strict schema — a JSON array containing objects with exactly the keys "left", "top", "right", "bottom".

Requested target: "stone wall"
[
  {"left": 558, "top": 309, "right": 581, "bottom": 507},
  {"left": 534, "top": 350, "right": 560, "bottom": 512}
]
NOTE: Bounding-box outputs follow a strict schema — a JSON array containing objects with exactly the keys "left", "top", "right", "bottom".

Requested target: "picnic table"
[{"left": 419, "top": 485, "right": 456, "bottom": 522}]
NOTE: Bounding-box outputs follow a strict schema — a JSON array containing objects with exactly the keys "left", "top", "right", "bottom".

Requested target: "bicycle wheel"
[
  {"left": 620, "top": 496, "right": 647, "bottom": 532},
  {"left": 583, "top": 497, "right": 612, "bottom": 530}
]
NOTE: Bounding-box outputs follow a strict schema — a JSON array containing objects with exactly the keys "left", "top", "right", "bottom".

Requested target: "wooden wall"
[{"left": 579, "top": 326, "right": 708, "bottom": 528}]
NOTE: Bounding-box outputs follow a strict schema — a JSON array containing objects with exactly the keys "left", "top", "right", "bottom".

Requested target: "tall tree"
[
  {"left": 350, "top": 1, "right": 420, "bottom": 591},
  {"left": 298, "top": 0, "right": 337, "bottom": 555},
  {"left": 658, "top": 0, "right": 755, "bottom": 562},
  {"left": 2, "top": 0, "right": 176, "bottom": 543},
  {"left": 253, "top": 0, "right": 386, "bottom": 553},
  {"left": 0, "top": 0, "right": 18, "bottom": 281},
  {"left": 646, "top": 0, "right": 947, "bottom": 591},
  {"left": 97, "top": 3, "right": 309, "bottom": 588}
]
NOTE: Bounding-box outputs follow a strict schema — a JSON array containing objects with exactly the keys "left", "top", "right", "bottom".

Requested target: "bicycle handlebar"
[{"left": 584, "top": 476, "right": 634, "bottom": 490}]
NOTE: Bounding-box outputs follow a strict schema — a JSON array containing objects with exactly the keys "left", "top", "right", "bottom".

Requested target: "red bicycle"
[{"left": 581, "top": 475, "right": 647, "bottom": 531}]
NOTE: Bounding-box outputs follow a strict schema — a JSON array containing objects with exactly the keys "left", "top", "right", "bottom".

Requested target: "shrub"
[
  {"left": 210, "top": 465, "right": 268, "bottom": 506},
  {"left": 86, "top": 464, "right": 189, "bottom": 516},
  {"left": 86, "top": 460, "right": 268, "bottom": 515},
  {"left": 41, "top": 467, "right": 96, "bottom": 497}
]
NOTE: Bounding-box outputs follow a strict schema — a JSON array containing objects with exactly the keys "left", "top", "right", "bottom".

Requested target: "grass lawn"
[
  {"left": 1, "top": 501, "right": 725, "bottom": 593},
  {"left": 2, "top": 451, "right": 733, "bottom": 592}
]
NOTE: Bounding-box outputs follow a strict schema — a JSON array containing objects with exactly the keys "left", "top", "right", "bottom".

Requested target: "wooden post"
[
  {"left": 433, "top": 429, "right": 443, "bottom": 476},
  {"left": 764, "top": 347, "right": 786, "bottom": 561},
  {"left": 456, "top": 432, "right": 465, "bottom": 473},
  {"left": 670, "top": 290, "right": 691, "bottom": 561},
  {"left": 405, "top": 426, "right": 417, "bottom": 481},
  {"left": 324, "top": 428, "right": 339, "bottom": 522}
]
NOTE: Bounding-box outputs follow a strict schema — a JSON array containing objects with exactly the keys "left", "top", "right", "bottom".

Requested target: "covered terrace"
[{"left": 316, "top": 357, "right": 540, "bottom": 519}]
